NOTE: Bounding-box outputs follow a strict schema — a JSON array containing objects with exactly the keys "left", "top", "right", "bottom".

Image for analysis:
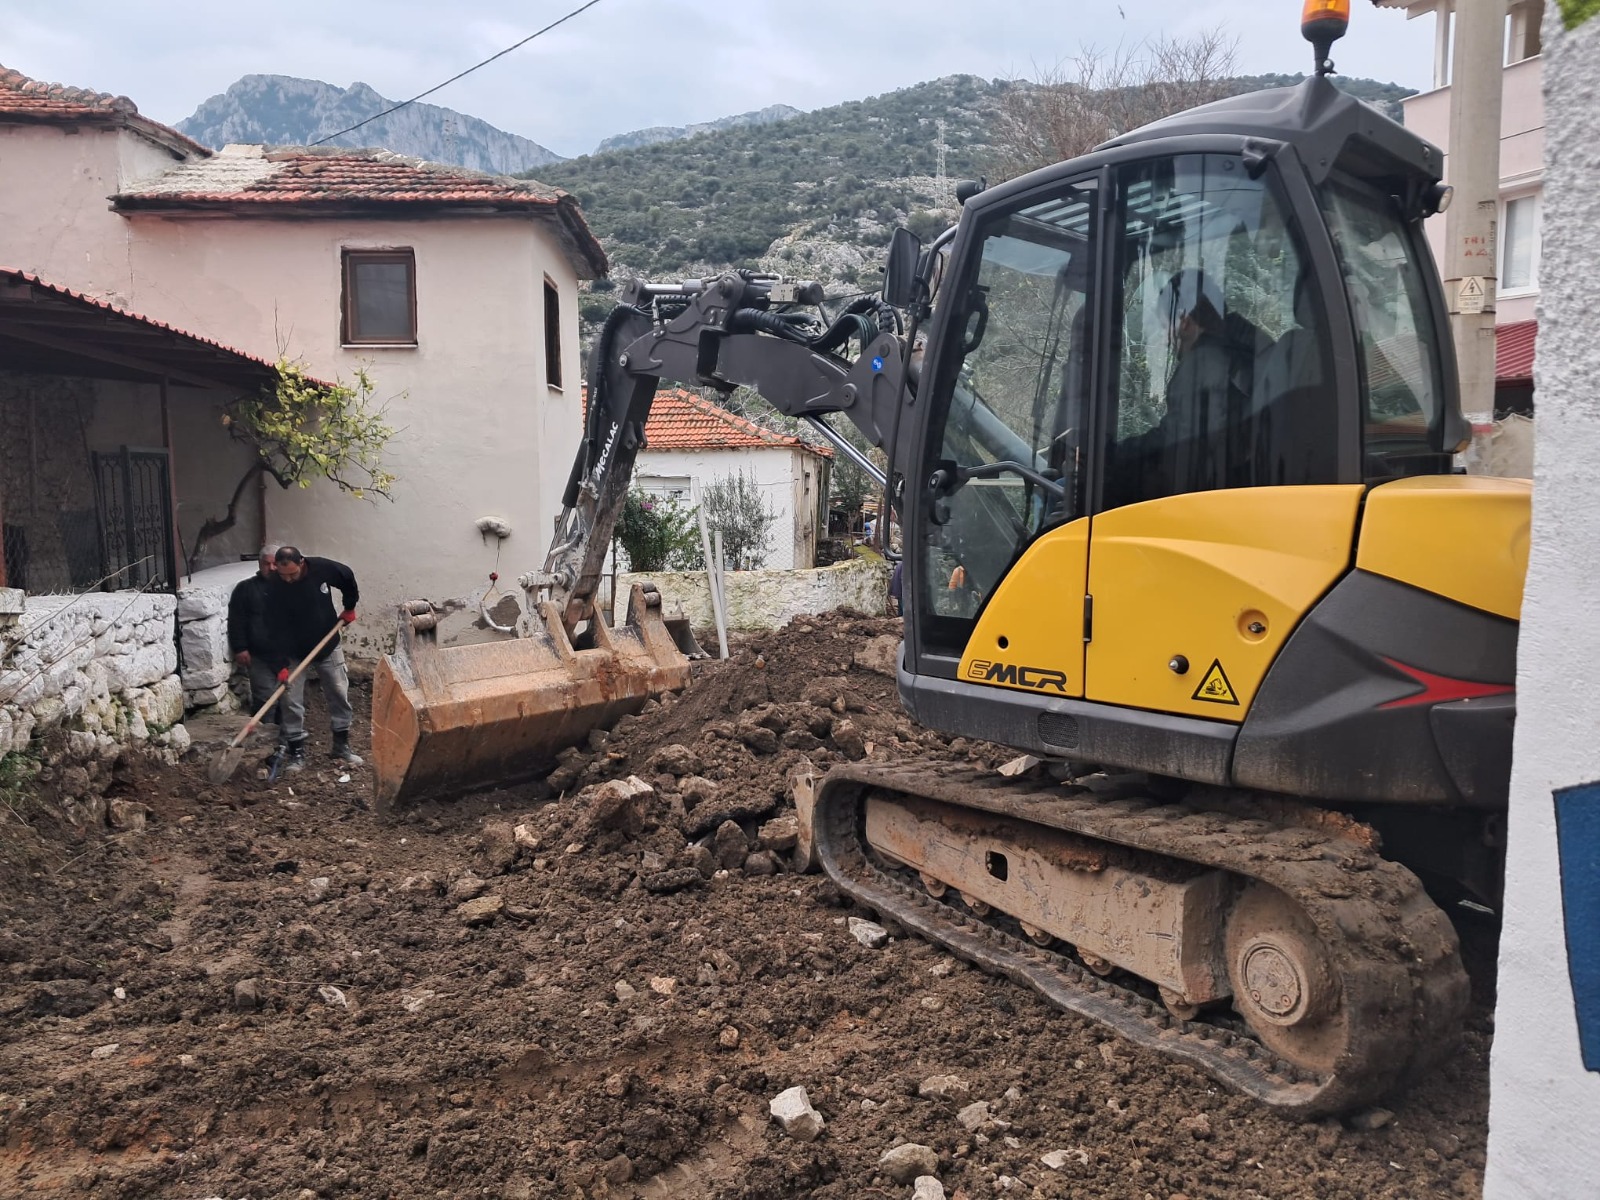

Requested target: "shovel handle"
[{"left": 228, "top": 621, "right": 346, "bottom": 749}]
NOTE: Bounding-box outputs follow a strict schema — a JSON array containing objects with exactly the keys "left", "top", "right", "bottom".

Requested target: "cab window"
[{"left": 1104, "top": 154, "right": 1338, "bottom": 510}]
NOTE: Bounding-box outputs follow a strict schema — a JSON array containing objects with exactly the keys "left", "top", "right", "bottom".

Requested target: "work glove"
[
  {"left": 340, "top": 609, "right": 357, "bottom": 625},
  {"left": 277, "top": 668, "right": 291, "bottom": 684}
]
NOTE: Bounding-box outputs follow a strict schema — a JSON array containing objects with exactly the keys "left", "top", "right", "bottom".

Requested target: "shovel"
[{"left": 207, "top": 621, "right": 345, "bottom": 784}]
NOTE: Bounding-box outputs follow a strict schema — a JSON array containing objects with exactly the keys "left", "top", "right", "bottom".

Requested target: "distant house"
[
  {"left": 0, "top": 63, "right": 606, "bottom": 639},
  {"left": 633, "top": 389, "right": 831, "bottom": 571},
  {"left": 1377, "top": 0, "right": 1544, "bottom": 414}
]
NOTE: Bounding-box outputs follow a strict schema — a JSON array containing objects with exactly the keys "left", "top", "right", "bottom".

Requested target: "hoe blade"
[{"left": 370, "top": 585, "right": 690, "bottom": 814}]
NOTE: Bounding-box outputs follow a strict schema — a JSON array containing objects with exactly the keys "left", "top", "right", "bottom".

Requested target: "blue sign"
[
  {"left": 1554, "top": 781, "right": 1600, "bottom": 1073},
  {"left": 871, "top": 356, "right": 884, "bottom": 373}
]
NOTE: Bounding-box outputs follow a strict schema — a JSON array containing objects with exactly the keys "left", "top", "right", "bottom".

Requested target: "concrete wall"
[
  {"left": 0, "top": 591, "right": 188, "bottom": 824},
  {"left": 620, "top": 556, "right": 888, "bottom": 633},
  {"left": 635, "top": 444, "right": 827, "bottom": 571},
  {"left": 1484, "top": 7, "right": 1600, "bottom": 1196}
]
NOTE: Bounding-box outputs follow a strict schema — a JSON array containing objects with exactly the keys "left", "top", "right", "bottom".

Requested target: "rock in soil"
[
  {"left": 879, "top": 1142, "right": 939, "bottom": 1184},
  {"left": 769, "top": 1085, "right": 825, "bottom": 1141},
  {"left": 848, "top": 916, "right": 889, "bottom": 948},
  {"left": 912, "top": 1177, "right": 947, "bottom": 1200}
]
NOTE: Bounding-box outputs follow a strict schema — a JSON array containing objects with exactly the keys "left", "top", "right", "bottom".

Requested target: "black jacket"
[
  {"left": 265, "top": 557, "right": 359, "bottom": 668},
  {"left": 227, "top": 573, "right": 275, "bottom": 656}
]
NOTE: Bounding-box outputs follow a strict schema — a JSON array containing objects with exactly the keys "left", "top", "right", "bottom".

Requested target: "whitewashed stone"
[{"left": 769, "top": 1086, "right": 825, "bottom": 1141}]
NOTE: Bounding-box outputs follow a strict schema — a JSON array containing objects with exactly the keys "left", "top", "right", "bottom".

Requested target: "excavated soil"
[{"left": 0, "top": 614, "right": 1494, "bottom": 1199}]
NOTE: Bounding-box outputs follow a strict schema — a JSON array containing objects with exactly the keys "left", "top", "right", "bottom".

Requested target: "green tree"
[
  {"left": 190, "top": 360, "right": 397, "bottom": 570},
  {"left": 698, "top": 470, "right": 777, "bottom": 570}
]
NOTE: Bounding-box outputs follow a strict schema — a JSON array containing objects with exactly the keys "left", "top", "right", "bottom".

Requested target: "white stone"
[
  {"left": 166, "top": 723, "right": 192, "bottom": 754},
  {"left": 955, "top": 1101, "right": 991, "bottom": 1132},
  {"left": 912, "top": 1177, "right": 946, "bottom": 1200},
  {"left": 918, "top": 1074, "right": 969, "bottom": 1100},
  {"left": 185, "top": 682, "right": 232, "bottom": 707},
  {"left": 769, "top": 1086, "right": 825, "bottom": 1141},
  {"left": 177, "top": 588, "right": 225, "bottom": 622},
  {"left": 848, "top": 916, "right": 889, "bottom": 948},
  {"left": 90, "top": 1043, "right": 120, "bottom": 1060},
  {"left": 1040, "top": 1148, "right": 1088, "bottom": 1171},
  {"left": 878, "top": 1143, "right": 938, "bottom": 1184}
]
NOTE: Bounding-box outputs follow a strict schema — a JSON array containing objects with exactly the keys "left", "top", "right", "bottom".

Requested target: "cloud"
[{"left": 0, "top": 0, "right": 1435, "bottom": 158}]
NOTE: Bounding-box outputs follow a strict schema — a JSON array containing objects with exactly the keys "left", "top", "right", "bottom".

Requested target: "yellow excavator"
[{"left": 372, "top": 0, "right": 1529, "bottom": 1116}]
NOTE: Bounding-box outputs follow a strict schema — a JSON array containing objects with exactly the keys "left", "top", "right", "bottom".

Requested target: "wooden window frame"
[
  {"left": 342, "top": 248, "right": 418, "bottom": 347},
  {"left": 543, "top": 277, "right": 563, "bottom": 391}
]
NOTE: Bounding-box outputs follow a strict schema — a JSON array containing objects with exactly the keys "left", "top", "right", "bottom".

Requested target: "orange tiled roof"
[
  {"left": 0, "top": 63, "right": 209, "bottom": 157},
  {"left": 113, "top": 146, "right": 607, "bottom": 278},
  {"left": 643, "top": 389, "right": 832, "bottom": 456}
]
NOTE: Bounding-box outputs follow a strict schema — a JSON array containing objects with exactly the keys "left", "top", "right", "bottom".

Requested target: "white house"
[
  {"left": 0, "top": 62, "right": 606, "bottom": 641},
  {"left": 632, "top": 389, "right": 831, "bottom": 571}
]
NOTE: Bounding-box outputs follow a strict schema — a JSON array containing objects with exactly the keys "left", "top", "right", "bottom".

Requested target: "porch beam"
[{"left": 0, "top": 323, "right": 247, "bottom": 392}]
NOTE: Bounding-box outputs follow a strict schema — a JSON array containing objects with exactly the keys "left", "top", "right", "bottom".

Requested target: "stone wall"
[
  {"left": 0, "top": 591, "right": 188, "bottom": 818},
  {"left": 176, "top": 562, "right": 255, "bottom": 711},
  {"left": 619, "top": 556, "right": 890, "bottom": 633}
]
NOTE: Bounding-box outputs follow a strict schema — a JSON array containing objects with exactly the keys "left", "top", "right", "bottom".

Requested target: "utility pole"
[{"left": 1442, "top": 0, "right": 1506, "bottom": 429}]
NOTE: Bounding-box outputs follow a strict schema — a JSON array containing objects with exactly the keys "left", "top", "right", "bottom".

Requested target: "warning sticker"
[
  {"left": 1192, "top": 659, "right": 1239, "bottom": 706},
  {"left": 1458, "top": 276, "right": 1486, "bottom": 315}
]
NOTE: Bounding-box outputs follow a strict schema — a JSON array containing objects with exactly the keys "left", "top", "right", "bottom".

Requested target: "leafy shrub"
[
  {"left": 616, "top": 489, "right": 700, "bottom": 572},
  {"left": 699, "top": 470, "right": 777, "bottom": 570}
]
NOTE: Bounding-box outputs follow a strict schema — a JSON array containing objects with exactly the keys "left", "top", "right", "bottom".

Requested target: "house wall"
[
  {"left": 1484, "top": 8, "right": 1600, "bottom": 1196},
  {"left": 0, "top": 123, "right": 182, "bottom": 299},
  {"left": 114, "top": 211, "right": 583, "bottom": 648},
  {"left": 635, "top": 444, "right": 827, "bottom": 570}
]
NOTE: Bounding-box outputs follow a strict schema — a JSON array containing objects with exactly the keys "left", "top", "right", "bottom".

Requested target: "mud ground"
[{"left": 1, "top": 614, "right": 1494, "bottom": 1199}]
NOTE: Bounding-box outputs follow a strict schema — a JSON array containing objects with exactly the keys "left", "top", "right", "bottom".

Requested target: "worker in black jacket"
[
  {"left": 265, "top": 545, "right": 361, "bottom": 771},
  {"left": 228, "top": 544, "right": 283, "bottom": 722}
]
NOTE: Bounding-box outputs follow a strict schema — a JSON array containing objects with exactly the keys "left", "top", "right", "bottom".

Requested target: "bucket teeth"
[{"left": 371, "top": 584, "right": 690, "bottom": 812}]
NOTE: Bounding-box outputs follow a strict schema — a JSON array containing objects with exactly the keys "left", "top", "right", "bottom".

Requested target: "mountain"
[
  {"left": 595, "top": 104, "right": 803, "bottom": 154},
  {"left": 176, "top": 75, "right": 564, "bottom": 174},
  {"left": 536, "top": 72, "right": 1415, "bottom": 300}
]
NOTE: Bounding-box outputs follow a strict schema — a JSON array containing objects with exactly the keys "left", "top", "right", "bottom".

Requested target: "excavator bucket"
[{"left": 370, "top": 584, "right": 691, "bottom": 814}]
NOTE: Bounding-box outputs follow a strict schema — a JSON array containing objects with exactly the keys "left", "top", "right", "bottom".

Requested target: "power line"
[{"left": 311, "top": 0, "right": 606, "bottom": 147}]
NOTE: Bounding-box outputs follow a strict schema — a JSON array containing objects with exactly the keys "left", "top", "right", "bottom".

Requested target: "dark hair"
[{"left": 274, "top": 546, "right": 305, "bottom": 565}]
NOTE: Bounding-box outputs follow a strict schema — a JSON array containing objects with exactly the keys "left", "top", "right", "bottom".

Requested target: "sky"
[{"left": 0, "top": 1, "right": 1437, "bottom": 159}]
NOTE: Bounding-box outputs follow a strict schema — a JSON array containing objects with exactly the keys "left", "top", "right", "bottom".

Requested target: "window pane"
[
  {"left": 1502, "top": 196, "right": 1537, "bottom": 290},
  {"left": 1320, "top": 181, "right": 1446, "bottom": 473},
  {"left": 351, "top": 258, "right": 413, "bottom": 341},
  {"left": 1105, "top": 154, "right": 1336, "bottom": 510},
  {"left": 544, "top": 280, "right": 563, "bottom": 388},
  {"left": 921, "top": 180, "right": 1097, "bottom": 627}
]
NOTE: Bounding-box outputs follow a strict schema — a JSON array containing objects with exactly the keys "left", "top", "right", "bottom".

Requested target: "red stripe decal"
[{"left": 1378, "top": 656, "right": 1514, "bottom": 710}]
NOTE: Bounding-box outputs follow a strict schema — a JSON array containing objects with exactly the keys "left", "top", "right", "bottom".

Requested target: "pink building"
[{"left": 1378, "top": 0, "right": 1543, "bottom": 416}]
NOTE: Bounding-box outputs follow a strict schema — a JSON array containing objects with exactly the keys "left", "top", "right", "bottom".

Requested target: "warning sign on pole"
[{"left": 1458, "top": 276, "right": 1487, "bottom": 314}]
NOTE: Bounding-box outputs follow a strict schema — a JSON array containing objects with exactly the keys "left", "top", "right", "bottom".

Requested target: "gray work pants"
[
  {"left": 246, "top": 657, "right": 282, "bottom": 723},
  {"left": 279, "top": 646, "right": 354, "bottom": 744}
]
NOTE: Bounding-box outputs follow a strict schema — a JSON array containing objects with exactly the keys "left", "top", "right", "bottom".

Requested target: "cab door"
[
  {"left": 910, "top": 175, "right": 1103, "bottom": 698},
  {"left": 1084, "top": 152, "right": 1362, "bottom": 721}
]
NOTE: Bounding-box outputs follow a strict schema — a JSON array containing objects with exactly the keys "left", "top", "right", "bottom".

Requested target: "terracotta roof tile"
[
  {"left": 1495, "top": 319, "right": 1537, "bottom": 384},
  {"left": 643, "top": 389, "right": 832, "bottom": 456},
  {"left": 114, "top": 146, "right": 607, "bottom": 278},
  {"left": 0, "top": 62, "right": 208, "bottom": 156}
]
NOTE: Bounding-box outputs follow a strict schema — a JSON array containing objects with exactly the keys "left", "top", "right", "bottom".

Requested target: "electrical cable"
[{"left": 311, "top": 0, "right": 607, "bottom": 146}]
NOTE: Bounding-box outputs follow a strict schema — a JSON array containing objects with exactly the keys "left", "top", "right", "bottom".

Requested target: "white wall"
[
  {"left": 636, "top": 444, "right": 826, "bottom": 570},
  {"left": 1484, "top": 8, "right": 1600, "bottom": 1197},
  {"left": 0, "top": 122, "right": 182, "bottom": 295}
]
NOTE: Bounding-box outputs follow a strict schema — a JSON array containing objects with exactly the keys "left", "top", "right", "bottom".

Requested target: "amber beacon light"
[{"left": 1302, "top": 0, "right": 1350, "bottom": 75}]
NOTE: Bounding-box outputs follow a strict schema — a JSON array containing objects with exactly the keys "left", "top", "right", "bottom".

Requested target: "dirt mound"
[{"left": 0, "top": 617, "right": 1493, "bottom": 1198}]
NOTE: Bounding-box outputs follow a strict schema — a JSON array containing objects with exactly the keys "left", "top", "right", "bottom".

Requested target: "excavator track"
[{"left": 812, "top": 762, "right": 1469, "bottom": 1117}]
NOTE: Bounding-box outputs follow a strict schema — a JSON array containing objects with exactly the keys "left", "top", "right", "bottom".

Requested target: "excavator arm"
[
  {"left": 371, "top": 271, "right": 912, "bottom": 811},
  {"left": 536, "top": 273, "right": 908, "bottom": 629}
]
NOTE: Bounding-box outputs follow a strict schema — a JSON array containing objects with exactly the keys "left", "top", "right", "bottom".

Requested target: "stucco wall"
[{"left": 1484, "top": 8, "right": 1600, "bottom": 1197}]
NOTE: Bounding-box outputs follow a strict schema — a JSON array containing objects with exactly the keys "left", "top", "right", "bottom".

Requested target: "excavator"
[{"left": 371, "top": 0, "right": 1529, "bottom": 1117}]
